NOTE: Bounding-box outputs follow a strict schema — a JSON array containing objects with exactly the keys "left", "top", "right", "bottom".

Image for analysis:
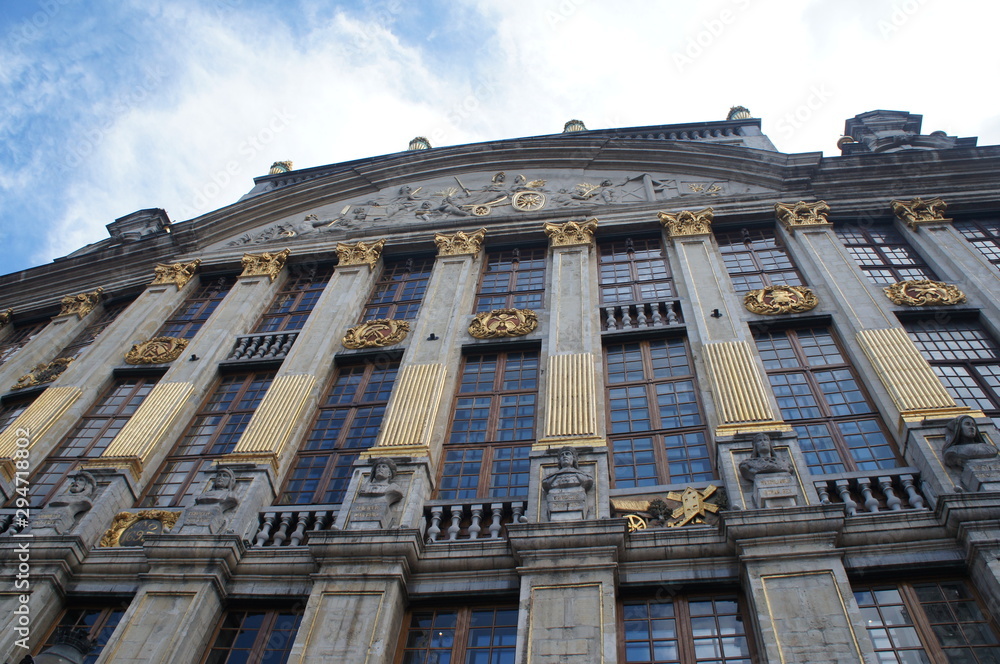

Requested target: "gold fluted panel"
[
  {"left": 0, "top": 386, "right": 82, "bottom": 480},
  {"left": 228, "top": 374, "right": 316, "bottom": 465},
  {"left": 703, "top": 341, "right": 787, "bottom": 436},
  {"left": 367, "top": 363, "right": 446, "bottom": 455},
  {"left": 544, "top": 353, "right": 598, "bottom": 438}
]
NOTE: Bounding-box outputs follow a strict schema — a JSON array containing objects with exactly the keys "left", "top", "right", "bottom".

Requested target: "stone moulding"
[
  {"left": 58, "top": 287, "right": 104, "bottom": 319},
  {"left": 0, "top": 308, "right": 12, "bottom": 329},
  {"left": 125, "top": 336, "right": 190, "bottom": 364},
  {"left": 657, "top": 207, "right": 714, "bottom": 237},
  {"left": 774, "top": 200, "right": 831, "bottom": 231},
  {"left": 342, "top": 319, "right": 411, "bottom": 349},
  {"left": 469, "top": 308, "right": 538, "bottom": 339},
  {"left": 883, "top": 280, "right": 966, "bottom": 306},
  {"left": 891, "top": 197, "right": 951, "bottom": 228},
  {"left": 240, "top": 248, "right": 290, "bottom": 281},
  {"left": 100, "top": 510, "right": 180, "bottom": 547},
  {"left": 543, "top": 218, "right": 598, "bottom": 247},
  {"left": 434, "top": 228, "right": 487, "bottom": 257},
  {"left": 12, "top": 357, "right": 74, "bottom": 390},
  {"left": 744, "top": 285, "right": 819, "bottom": 315},
  {"left": 150, "top": 259, "right": 201, "bottom": 288},
  {"left": 336, "top": 238, "right": 386, "bottom": 268}
]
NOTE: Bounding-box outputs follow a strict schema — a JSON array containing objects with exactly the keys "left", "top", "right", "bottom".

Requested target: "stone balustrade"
[
  {"left": 423, "top": 499, "right": 527, "bottom": 544},
  {"left": 600, "top": 300, "right": 682, "bottom": 332},
  {"left": 226, "top": 331, "right": 299, "bottom": 362},
  {"left": 813, "top": 468, "right": 927, "bottom": 516},
  {"left": 252, "top": 506, "right": 339, "bottom": 547}
]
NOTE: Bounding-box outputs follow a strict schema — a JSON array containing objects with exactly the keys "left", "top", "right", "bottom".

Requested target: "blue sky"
[{"left": 1, "top": 0, "right": 998, "bottom": 275}]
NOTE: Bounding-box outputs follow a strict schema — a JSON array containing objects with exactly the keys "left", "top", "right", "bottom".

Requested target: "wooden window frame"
[
  {"left": 361, "top": 257, "right": 434, "bottom": 322},
  {"left": 158, "top": 275, "right": 236, "bottom": 339},
  {"left": 35, "top": 602, "right": 131, "bottom": 664},
  {"left": 955, "top": 219, "right": 1000, "bottom": 271},
  {"left": 393, "top": 604, "right": 519, "bottom": 664},
  {"left": 598, "top": 235, "right": 674, "bottom": 305},
  {"left": 200, "top": 606, "right": 303, "bottom": 664},
  {"left": 835, "top": 223, "right": 937, "bottom": 285},
  {"left": 252, "top": 264, "right": 334, "bottom": 333},
  {"left": 55, "top": 297, "right": 134, "bottom": 361},
  {"left": 0, "top": 319, "right": 48, "bottom": 366},
  {"left": 716, "top": 227, "right": 804, "bottom": 292},
  {"left": 473, "top": 247, "right": 547, "bottom": 313}
]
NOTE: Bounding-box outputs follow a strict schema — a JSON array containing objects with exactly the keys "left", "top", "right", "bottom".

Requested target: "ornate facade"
[{"left": 2, "top": 109, "right": 1000, "bottom": 664}]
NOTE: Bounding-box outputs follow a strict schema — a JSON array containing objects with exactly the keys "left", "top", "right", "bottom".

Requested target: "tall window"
[
  {"left": 621, "top": 593, "right": 755, "bottom": 664},
  {"left": 598, "top": 237, "right": 673, "bottom": 304},
  {"left": 140, "top": 372, "right": 274, "bottom": 507},
  {"left": 25, "top": 377, "right": 157, "bottom": 507},
  {"left": 253, "top": 265, "right": 334, "bottom": 333},
  {"left": 904, "top": 319, "right": 1000, "bottom": 421},
  {"left": 280, "top": 359, "right": 399, "bottom": 505},
  {"left": 855, "top": 579, "right": 1000, "bottom": 664},
  {"left": 835, "top": 225, "right": 936, "bottom": 285},
  {"left": 362, "top": 258, "right": 433, "bottom": 321},
  {"left": 475, "top": 248, "right": 546, "bottom": 312},
  {"left": 0, "top": 394, "right": 35, "bottom": 434},
  {"left": 201, "top": 608, "right": 303, "bottom": 664},
  {"left": 158, "top": 275, "right": 235, "bottom": 339},
  {"left": 0, "top": 319, "right": 48, "bottom": 366},
  {"left": 955, "top": 219, "right": 1000, "bottom": 270},
  {"left": 606, "top": 338, "right": 713, "bottom": 487},
  {"left": 37, "top": 603, "right": 130, "bottom": 664},
  {"left": 716, "top": 228, "right": 804, "bottom": 292},
  {"left": 55, "top": 297, "right": 134, "bottom": 360},
  {"left": 396, "top": 606, "right": 517, "bottom": 664},
  {"left": 439, "top": 351, "right": 537, "bottom": 499},
  {"left": 755, "top": 327, "right": 898, "bottom": 474}
]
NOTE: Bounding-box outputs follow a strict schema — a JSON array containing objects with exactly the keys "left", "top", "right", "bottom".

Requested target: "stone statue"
[
  {"left": 943, "top": 415, "right": 998, "bottom": 468},
  {"left": 181, "top": 468, "right": 239, "bottom": 534},
  {"left": 541, "top": 447, "right": 594, "bottom": 521},
  {"left": 348, "top": 458, "right": 403, "bottom": 529},
  {"left": 38, "top": 471, "right": 97, "bottom": 534},
  {"left": 738, "top": 433, "right": 790, "bottom": 481},
  {"left": 358, "top": 457, "right": 403, "bottom": 505}
]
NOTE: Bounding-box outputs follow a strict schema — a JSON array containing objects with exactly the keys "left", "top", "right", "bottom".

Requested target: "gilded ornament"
[
  {"left": 543, "top": 219, "right": 598, "bottom": 247},
  {"left": 657, "top": 207, "right": 714, "bottom": 237},
  {"left": 774, "top": 201, "right": 832, "bottom": 231},
  {"left": 342, "top": 319, "right": 411, "bottom": 349},
  {"left": 100, "top": 510, "right": 180, "bottom": 547},
  {"left": 434, "top": 228, "right": 487, "bottom": 257},
  {"left": 625, "top": 514, "right": 648, "bottom": 533},
  {"left": 11, "top": 357, "right": 74, "bottom": 390},
  {"left": 269, "top": 160, "right": 293, "bottom": 174},
  {"left": 0, "top": 308, "right": 12, "bottom": 329},
  {"left": 744, "top": 286, "right": 819, "bottom": 315},
  {"left": 240, "top": 248, "right": 290, "bottom": 282},
  {"left": 469, "top": 308, "right": 539, "bottom": 339},
  {"left": 125, "top": 336, "right": 190, "bottom": 364},
  {"left": 665, "top": 485, "right": 720, "bottom": 527},
  {"left": 511, "top": 190, "right": 546, "bottom": 212},
  {"left": 58, "top": 287, "right": 104, "bottom": 319},
  {"left": 150, "top": 259, "right": 201, "bottom": 288},
  {"left": 336, "top": 238, "right": 386, "bottom": 268},
  {"left": 891, "top": 197, "right": 951, "bottom": 228},
  {"left": 883, "top": 280, "right": 966, "bottom": 306}
]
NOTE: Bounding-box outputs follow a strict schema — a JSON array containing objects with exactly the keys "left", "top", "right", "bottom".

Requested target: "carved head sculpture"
[
  {"left": 370, "top": 457, "right": 398, "bottom": 482},
  {"left": 68, "top": 471, "right": 97, "bottom": 496},
  {"left": 945, "top": 415, "right": 981, "bottom": 448},
  {"left": 210, "top": 467, "right": 236, "bottom": 491},
  {"left": 557, "top": 447, "right": 579, "bottom": 469},
  {"left": 752, "top": 433, "right": 774, "bottom": 459}
]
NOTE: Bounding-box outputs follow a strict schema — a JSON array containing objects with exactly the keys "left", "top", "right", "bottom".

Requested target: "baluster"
[
  {"left": 900, "top": 475, "right": 925, "bottom": 509},
  {"left": 857, "top": 478, "right": 880, "bottom": 513},
  {"left": 246, "top": 336, "right": 262, "bottom": 359},
  {"left": 469, "top": 505, "right": 483, "bottom": 540},
  {"left": 264, "top": 334, "right": 280, "bottom": 358},
  {"left": 272, "top": 512, "right": 293, "bottom": 546},
  {"left": 665, "top": 306, "right": 679, "bottom": 325},
  {"left": 426, "top": 506, "right": 443, "bottom": 543},
  {"left": 255, "top": 513, "right": 276, "bottom": 547},
  {"left": 231, "top": 337, "right": 251, "bottom": 360},
  {"left": 447, "top": 505, "right": 463, "bottom": 541},
  {"left": 878, "top": 477, "right": 902, "bottom": 511},
  {"left": 489, "top": 504, "right": 503, "bottom": 539},
  {"left": 289, "top": 513, "right": 310, "bottom": 546},
  {"left": 834, "top": 480, "right": 857, "bottom": 517},
  {"left": 312, "top": 511, "right": 329, "bottom": 531},
  {"left": 278, "top": 333, "right": 296, "bottom": 357},
  {"left": 814, "top": 481, "right": 831, "bottom": 505},
  {"left": 512, "top": 502, "right": 527, "bottom": 523},
  {"left": 649, "top": 303, "right": 663, "bottom": 327},
  {"left": 256, "top": 335, "right": 274, "bottom": 359}
]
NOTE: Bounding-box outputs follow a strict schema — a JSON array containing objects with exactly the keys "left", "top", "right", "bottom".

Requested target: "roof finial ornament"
[
  {"left": 269, "top": 161, "right": 293, "bottom": 174},
  {"left": 727, "top": 106, "right": 752, "bottom": 121},
  {"left": 563, "top": 119, "right": 587, "bottom": 133},
  {"left": 408, "top": 136, "right": 431, "bottom": 151}
]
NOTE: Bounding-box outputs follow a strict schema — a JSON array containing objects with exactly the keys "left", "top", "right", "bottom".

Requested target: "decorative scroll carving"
[
  {"left": 543, "top": 218, "right": 598, "bottom": 247},
  {"left": 891, "top": 197, "right": 950, "bottom": 228},
  {"left": 0, "top": 308, "right": 12, "bottom": 329},
  {"left": 240, "top": 248, "right": 290, "bottom": 281},
  {"left": 150, "top": 259, "right": 201, "bottom": 288},
  {"left": 744, "top": 286, "right": 818, "bottom": 315},
  {"left": 12, "top": 357, "right": 74, "bottom": 390},
  {"left": 469, "top": 308, "right": 538, "bottom": 339},
  {"left": 657, "top": 207, "right": 714, "bottom": 237},
  {"left": 434, "top": 228, "right": 487, "bottom": 257},
  {"left": 125, "top": 336, "right": 189, "bottom": 364},
  {"left": 100, "top": 510, "right": 180, "bottom": 547},
  {"left": 336, "top": 238, "right": 386, "bottom": 268},
  {"left": 342, "top": 319, "right": 411, "bottom": 349},
  {"left": 59, "top": 287, "right": 103, "bottom": 319},
  {"left": 774, "top": 200, "right": 831, "bottom": 231},
  {"left": 883, "top": 280, "right": 966, "bottom": 306}
]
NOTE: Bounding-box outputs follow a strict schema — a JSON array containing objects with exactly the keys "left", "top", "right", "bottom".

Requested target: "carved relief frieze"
[
  {"left": 744, "top": 286, "right": 819, "bottom": 315},
  {"left": 543, "top": 219, "right": 598, "bottom": 247},
  {"left": 336, "top": 238, "right": 386, "bottom": 268},
  {"left": 240, "top": 248, "right": 290, "bottom": 281},
  {"left": 125, "top": 337, "right": 189, "bottom": 364},
  {"left": 774, "top": 200, "right": 831, "bottom": 231},
  {"left": 883, "top": 280, "right": 966, "bottom": 306},
  {"left": 150, "top": 259, "right": 201, "bottom": 288},
  {"left": 12, "top": 357, "right": 74, "bottom": 390},
  {"left": 100, "top": 510, "right": 180, "bottom": 547},
  {"left": 434, "top": 228, "right": 487, "bottom": 257},
  {"left": 612, "top": 485, "right": 724, "bottom": 529},
  {"left": 58, "top": 287, "right": 103, "bottom": 319},
  {"left": 469, "top": 308, "right": 538, "bottom": 339},
  {"left": 657, "top": 207, "right": 714, "bottom": 237},
  {"left": 342, "top": 319, "right": 410, "bottom": 349},
  {"left": 891, "top": 197, "right": 951, "bottom": 228}
]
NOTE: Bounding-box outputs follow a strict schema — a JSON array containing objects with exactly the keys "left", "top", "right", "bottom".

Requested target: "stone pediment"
[{"left": 213, "top": 169, "right": 777, "bottom": 249}]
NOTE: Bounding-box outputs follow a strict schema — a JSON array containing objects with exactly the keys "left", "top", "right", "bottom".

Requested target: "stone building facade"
[{"left": 2, "top": 109, "right": 1000, "bottom": 663}]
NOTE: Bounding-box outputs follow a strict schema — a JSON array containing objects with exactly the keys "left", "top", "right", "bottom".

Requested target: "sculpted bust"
[
  {"left": 359, "top": 457, "right": 403, "bottom": 506},
  {"left": 36, "top": 471, "right": 97, "bottom": 534},
  {"left": 542, "top": 447, "right": 594, "bottom": 521},
  {"left": 195, "top": 468, "right": 238, "bottom": 511},
  {"left": 738, "top": 433, "right": 790, "bottom": 481},
  {"left": 943, "top": 415, "right": 998, "bottom": 469}
]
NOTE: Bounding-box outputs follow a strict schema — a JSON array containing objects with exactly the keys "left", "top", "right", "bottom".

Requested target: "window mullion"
[
  {"left": 675, "top": 597, "right": 696, "bottom": 664},
  {"left": 898, "top": 583, "right": 950, "bottom": 664}
]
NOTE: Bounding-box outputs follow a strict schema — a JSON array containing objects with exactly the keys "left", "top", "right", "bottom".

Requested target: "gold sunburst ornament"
[
  {"left": 342, "top": 319, "right": 411, "bottom": 349},
  {"left": 469, "top": 308, "right": 539, "bottom": 338}
]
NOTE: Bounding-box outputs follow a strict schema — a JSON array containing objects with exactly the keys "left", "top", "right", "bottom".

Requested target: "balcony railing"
[
  {"left": 423, "top": 499, "right": 527, "bottom": 544},
  {"left": 0, "top": 509, "right": 28, "bottom": 536},
  {"left": 227, "top": 331, "right": 299, "bottom": 362},
  {"left": 601, "top": 300, "right": 682, "bottom": 332},
  {"left": 813, "top": 468, "right": 927, "bottom": 517},
  {"left": 252, "top": 506, "right": 339, "bottom": 547}
]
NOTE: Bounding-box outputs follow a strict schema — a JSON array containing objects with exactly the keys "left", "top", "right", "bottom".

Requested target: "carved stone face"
[
  {"left": 559, "top": 450, "right": 576, "bottom": 468},
  {"left": 69, "top": 476, "right": 87, "bottom": 493},
  {"left": 374, "top": 463, "right": 392, "bottom": 481},
  {"left": 960, "top": 417, "right": 979, "bottom": 442},
  {"left": 753, "top": 434, "right": 771, "bottom": 456}
]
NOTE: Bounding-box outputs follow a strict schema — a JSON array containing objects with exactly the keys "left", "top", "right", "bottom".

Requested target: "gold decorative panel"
[
  {"left": 369, "top": 363, "right": 446, "bottom": 455},
  {"left": 468, "top": 308, "right": 538, "bottom": 338},
  {"left": 58, "top": 287, "right": 103, "bottom": 319},
  {"left": 342, "top": 319, "right": 410, "bottom": 349},
  {"left": 774, "top": 201, "right": 831, "bottom": 231},
  {"left": 891, "top": 197, "right": 951, "bottom": 228},
  {"left": 150, "top": 259, "right": 201, "bottom": 288},
  {"left": 11, "top": 358, "right": 74, "bottom": 390},
  {"left": 544, "top": 219, "right": 598, "bottom": 247},
  {"left": 336, "top": 238, "right": 386, "bottom": 268},
  {"left": 100, "top": 510, "right": 180, "bottom": 547},
  {"left": 125, "top": 336, "right": 189, "bottom": 364},
  {"left": 434, "top": 228, "right": 487, "bottom": 257},
  {"left": 703, "top": 341, "right": 786, "bottom": 436},
  {"left": 657, "top": 207, "right": 713, "bottom": 237},
  {"left": 543, "top": 353, "right": 598, "bottom": 438},
  {"left": 0, "top": 386, "right": 83, "bottom": 480},
  {"left": 883, "top": 280, "right": 966, "bottom": 306},
  {"left": 228, "top": 374, "right": 316, "bottom": 466},
  {"left": 744, "top": 286, "right": 818, "bottom": 315},
  {"left": 240, "top": 248, "right": 290, "bottom": 281}
]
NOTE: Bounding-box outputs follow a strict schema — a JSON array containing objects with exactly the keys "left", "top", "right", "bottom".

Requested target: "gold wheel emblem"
[
  {"left": 472, "top": 205, "right": 492, "bottom": 216},
  {"left": 625, "top": 514, "right": 647, "bottom": 533},
  {"left": 512, "top": 191, "right": 545, "bottom": 212}
]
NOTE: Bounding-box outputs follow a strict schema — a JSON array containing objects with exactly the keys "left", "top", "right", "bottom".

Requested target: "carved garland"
[
  {"left": 150, "top": 259, "right": 201, "bottom": 288},
  {"left": 543, "top": 219, "right": 598, "bottom": 247},
  {"left": 12, "top": 358, "right": 74, "bottom": 390},
  {"left": 469, "top": 308, "right": 538, "bottom": 339},
  {"left": 100, "top": 510, "right": 180, "bottom": 547},
  {"left": 890, "top": 197, "right": 951, "bottom": 228},
  {"left": 336, "top": 238, "right": 386, "bottom": 268},
  {"left": 58, "top": 288, "right": 104, "bottom": 319},
  {"left": 744, "top": 286, "right": 819, "bottom": 315},
  {"left": 125, "top": 337, "right": 190, "bottom": 364},
  {"left": 342, "top": 319, "right": 411, "bottom": 349},
  {"left": 657, "top": 207, "right": 714, "bottom": 237},
  {"left": 240, "top": 248, "right": 291, "bottom": 281},
  {"left": 774, "top": 200, "right": 831, "bottom": 231},
  {"left": 883, "top": 280, "right": 967, "bottom": 306},
  {"left": 434, "top": 228, "right": 487, "bottom": 257}
]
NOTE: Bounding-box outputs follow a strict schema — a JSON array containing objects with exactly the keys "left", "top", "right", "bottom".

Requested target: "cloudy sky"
[{"left": 1, "top": 0, "right": 997, "bottom": 275}]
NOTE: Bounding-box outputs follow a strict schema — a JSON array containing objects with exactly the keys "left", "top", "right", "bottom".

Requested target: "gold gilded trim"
[
  {"left": 11, "top": 357, "right": 74, "bottom": 390},
  {"left": 891, "top": 197, "right": 951, "bottom": 228},
  {"left": 0, "top": 386, "right": 82, "bottom": 480},
  {"left": 744, "top": 286, "right": 818, "bottom": 315},
  {"left": 124, "top": 336, "right": 189, "bottom": 364},
  {"left": 372, "top": 363, "right": 446, "bottom": 450},
  {"left": 150, "top": 259, "right": 201, "bottom": 288},
  {"left": 543, "top": 218, "right": 598, "bottom": 247},
  {"left": 468, "top": 308, "right": 538, "bottom": 338},
  {"left": 230, "top": 374, "right": 316, "bottom": 464},
  {"left": 434, "top": 228, "right": 487, "bottom": 257},
  {"left": 703, "top": 341, "right": 778, "bottom": 426},
  {"left": 240, "top": 248, "right": 290, "bottom": 281},
  {"left": 883, "top": 280, "right": 966, "bottom": 306},
  {"left": 58, "top": 287, "right": 103, "bottom": 319},
  {"left": 544, "top": 353, "right": 598, "bottom": 438},
  {"left": 99, "top": 382, "right": 194, "bottom": 474},
  {"left": 657, "top": 207, "right": 713, "bottom": 237},
  {"left": 342, "top": 319, "right": 410, "bottom": 349},
  {"left": 336, "top": 238, "right": 386, "bottom": 268},
  {"left": 99, "top": 510, "right": 180, "bottom": 547},
  {"left": 774, "top": 200, "right": 831, "bottom": 231}
]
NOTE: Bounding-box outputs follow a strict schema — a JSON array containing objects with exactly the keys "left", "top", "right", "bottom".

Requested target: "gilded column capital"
[
  {"left": 240, "top": 248, "right": 291, "bottom": 281},
  {"left": 336, "top": 238, "right": 386, "bottom": 268},
  {"left": 883, "top": 280, "right": 966, "bottom": 306},
  {"left": 434, "top": 228, "right": 487, "bottom": 257},
  {"left": 891, "top": 197, "right": 951, "bottom": 228},
  {"left": 0, "top": 308, "right": 12, "bottom": 329},
  {"left": 774, "top": 201, "right": 831, "bottom": 231},
  {"left": 543, "top": 218, "right": 598, "bottom": 247},
  {"left": 657, "top": 207, "right": 713, "bottom": 238},
  {"left": 58, "top": 287, "right": 103, "bottom": 319},
  {"left": 150, "top": 259, "right": 201, "bottom": 288}
]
